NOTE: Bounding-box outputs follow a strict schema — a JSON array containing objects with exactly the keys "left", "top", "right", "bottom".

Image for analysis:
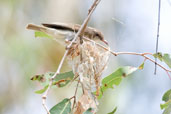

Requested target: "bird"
[{"left": 26, "top": 22, "right": 108, "bottom": 45}]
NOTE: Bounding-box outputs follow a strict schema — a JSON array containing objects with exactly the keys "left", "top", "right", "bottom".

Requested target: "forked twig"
[{"left": 41, "top": 0, "right": 101, "bottom": 113}]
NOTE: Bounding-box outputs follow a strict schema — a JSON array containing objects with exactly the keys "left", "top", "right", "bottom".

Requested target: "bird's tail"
[{"left": 26, "top": 24, "right": 46, "bottom": 32}]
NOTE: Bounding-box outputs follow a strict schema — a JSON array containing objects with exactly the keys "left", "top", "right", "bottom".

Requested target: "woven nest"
[{"left": 67, "top": 40, "right": 110, "bottom": 96}]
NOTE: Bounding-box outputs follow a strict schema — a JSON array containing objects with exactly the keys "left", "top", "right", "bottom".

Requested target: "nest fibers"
[
  {"left": 67, "top": 40, "right": 110, "bottom": 96},
  {"left": 67, "top": 40, "right": 110, "bottom": 113}
]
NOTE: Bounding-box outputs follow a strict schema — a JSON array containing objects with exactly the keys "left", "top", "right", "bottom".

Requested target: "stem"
[
  {"left": 83, "top": 37, "right": 171, "bottom": 77},
  {"left": 155, "top": 0, "right": 161, "bottom": 74},
  {"left": 72, "top": 79, "right": 80, "bottom": 111}
]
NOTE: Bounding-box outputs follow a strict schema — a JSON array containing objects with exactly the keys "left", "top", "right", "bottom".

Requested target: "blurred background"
[{"left": 0, "top": 0, "right": 171, "bottom": 114}]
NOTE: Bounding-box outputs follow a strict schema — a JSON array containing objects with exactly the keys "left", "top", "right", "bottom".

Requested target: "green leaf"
[
  {"left": 107, "top": 107, "right": 117, "bottom": 114},
  {"left": 97, "top": 66, "right": 137, "bottom": 99},
  {"left": 161, "top": 89, "right": 171, "bottom": 114},
  {"left": 54, "top": 71, "right": 74, "bottom": 82},
  {"left": 163, "top": 54, "right": 171, "bottom": 68},
  {"left": 43, "top": 72, "right": 55, "bottom": 86},
  {"left": 31, "top": 72, "right": 54, "bottom": 86},
  {"left": 35, "top": 31, "right": 53, "bottom": 39},
  {"left": 153, "top": 52, "right": 171, "bottom": 68},
  {"left": 83, "top": 108, "right": 94, "bottom": 114},
  {"left": 32, "top": 71, "right": 74, "bottom": 94},
  {"left": 35, "top": 85, "right": 49, "bottom": 94},
  {"left": 160, "top": 100, "right": 171, "bottom": 109},
  {"left": 163, "top": 104, "right": 171, "bottom": 114},
  {"left": 138, "top": 62, "right": 144, "bottom": 70},
  {"left": 153, "top": 52, "right": 163, "bottom": 61},
  {"left": 52, "top": 71, "right": 74, "bottom": 87},
  {"left": 162, "top": 89, "right": 171, "bottom": 102},
  {"left": 50, "top": 98, "right": 71, "bottom": 114},
  {"left": 102, "top": 66, "right": 137, "bottom": 85},
  {"left": 30, "top": 74, "right": 44, "bottom": 82},
  {"left": 31, "top": 71, "right": 74, "bottom": 85}
]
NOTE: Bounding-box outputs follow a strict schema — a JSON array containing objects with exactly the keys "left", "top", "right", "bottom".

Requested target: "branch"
[
  {"left": 41, "top": 0, "right": 102, "bottom": 113},
  {"left": 83, "top": 37, "right": 171, "bottom": 79}
]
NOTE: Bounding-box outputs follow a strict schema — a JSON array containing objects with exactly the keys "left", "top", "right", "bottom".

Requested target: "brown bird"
[{"left": 26, "top": 22, "right": 108, "bottom": 45}]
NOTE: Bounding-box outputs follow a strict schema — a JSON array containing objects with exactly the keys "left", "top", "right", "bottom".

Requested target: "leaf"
[
  {"left": 30, "top": 72, "right": 54, "bottom": 86},
  {"left": 107, "top": 107, "right": 117, "bottom": 114},
  {"left": 161, "top": 89, "right": 171, "bottom": 114},
  {"left": 32, "top": 71, "right": 74, "bottom": 94},
  {"left": 54, "top": 71, "right": 74, "bottom": 82},
  {"left": 83, "top": 108, "right": 94, "bottom": 114},
  {"left": 50, "top": 98, "right": 71, "bottom": 114},
  {"left": 97, "top": 66, "right": 138, "bottom": 99},
  {"left": 153, "top": 52, "right": 163, "bottom": 61},
  {"left": 42, "top": 72, "right": 55, "bottom": 86},
  {"left": 31, "top": 72, "right": 54, "bottom": 87},
  {"left": 31, "top": 71, "right": 74, "bottom": 85},
  {"left": 52, "top": 71, "right": 74, "bottom": 87},
  {"left": 35, "top": 31, "right": 53, "bottom": 39},
  {"left": 160, "top": 100, "right": 171, "bottom": 109},
  {"left": 30, "top": 74, "right": 44, "bottom": 82},
  {"left": 162, "top": 89, "right": 171, "bottom": 102},
  {"left": 138, "top": 62, "right": 144, "bottom": 70},
  {"left": 163, "top": 54, "right": 171, "bottom": 68},
  {"left": 35, "top": 85, "right": 49, "bottom": 94},
  {"left": 153, "top": 52, "right": 171, "bottom": 68},
  {"left": 163, "top": 105, "right": 171, "bottom": 114}
]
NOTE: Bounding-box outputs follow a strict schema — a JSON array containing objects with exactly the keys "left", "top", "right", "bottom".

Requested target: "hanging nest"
[
  {"left": 67, "top": 39, "right": 110, "bottom": 113},
  {"left": 67, "top": 40, "right": 110, "bottom": 94}
]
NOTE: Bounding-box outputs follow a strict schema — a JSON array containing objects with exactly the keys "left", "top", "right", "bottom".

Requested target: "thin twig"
[
  {"left": 72, "top": 79, "right": 80, "bottom": 112},
  {"left": 83, "top": 37, "right": 171, "bottom": 79},
  {"left": 88, "top": 0, "right": 101, "bottom": 15},
  {"left": 42, "top": 50, "right": 69, "bottom": 114},
  {"left": 67, "top": 0, "right": 101, "bottom": 49},
  {"left": 69, "top": 96, "right": 75, "bottom": 100},
  {"left": 155, "top": 0, "right": 161, "bottom": 74},
  {"left": 41, "top": 0, "right": 102, "bottom": 113}
]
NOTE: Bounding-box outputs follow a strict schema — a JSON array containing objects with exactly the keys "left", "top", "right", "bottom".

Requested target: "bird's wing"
[{"left": 42, "top": 23, "right": 81, "bottom": 33}]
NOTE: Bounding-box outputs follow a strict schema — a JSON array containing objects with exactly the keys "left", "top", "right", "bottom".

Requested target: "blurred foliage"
[{"left": 0, "top": 0, "right": 68, "bottom": 113}]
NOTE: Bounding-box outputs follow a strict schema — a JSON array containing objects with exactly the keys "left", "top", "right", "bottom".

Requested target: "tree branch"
[
  {"left": 41, "top": 0, "right": 102, "bottom": 113},
  {"left": 83, "top": 37, "right": 171, "bottom": 79}
]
